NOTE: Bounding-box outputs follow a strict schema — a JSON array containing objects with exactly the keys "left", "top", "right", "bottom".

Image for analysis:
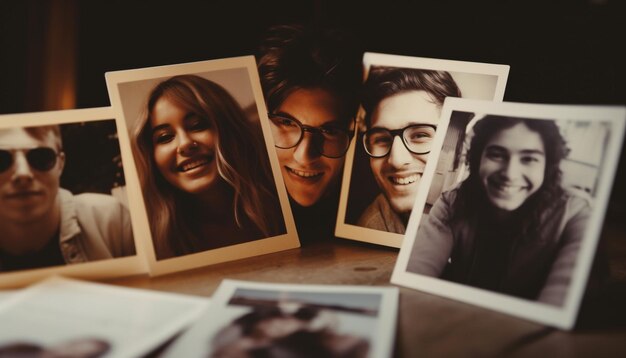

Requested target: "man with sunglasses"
[
  {"left": 357, "top": 67, "right": 461, "bottom": 234},
  {"left": 0, "top": 125, "right": 134, "bottom": 272}
]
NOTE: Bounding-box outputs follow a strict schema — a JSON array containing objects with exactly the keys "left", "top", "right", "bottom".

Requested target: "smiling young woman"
[{"left": 131, "top": 75, "right": 285, "bottom": 259}]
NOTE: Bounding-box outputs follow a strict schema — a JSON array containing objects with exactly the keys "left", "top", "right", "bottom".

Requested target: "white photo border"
[
  {"left": 163, "top": 279, "right": 399, "bottom": 358},
  {"left": 391, "top": 97, "right": 626, "bottom": 329},
  {"left": 0, "top": 276, "right": 210, "bottom": 358},
  {"left": 336, "top": 52, "right": 510, "bottom": 248},
  {"left": 0, "top": 107, "right": 148, "bottom": 288},
  {"left": 105, "top": 56, "right": 299, "bottom": 276}
]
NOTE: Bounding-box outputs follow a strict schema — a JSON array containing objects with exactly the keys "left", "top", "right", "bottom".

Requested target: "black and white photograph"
[
  {"left": 162, "top": 279, "right": 398, "bottom": 358},
  {"left": 392, "top": 98, "right": 626, "bottom": 329},
  {"left": 0, "top": 107, "right": 145, "bottom": 288},
  {"left": 336, "top": 52, "right": 510, "bottom": 248},
  {"left": 105, "top": 56, "right": 299, "bottom": 275}
]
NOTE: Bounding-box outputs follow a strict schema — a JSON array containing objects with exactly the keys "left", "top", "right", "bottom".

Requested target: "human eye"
[
  {"left": 153, "top": 130, "right": 175, "bottom": 145},
  {"left": 279, "top": 118, "right": 299, "bottom": 128},
  {"left": 368, "top": 131, "right": 391, "bottom": 145},
  {"left": 187, "top": 115, "right": 211, "bottom": 132},
  {"left": 320, "top": 126, "right": 346, "bottom": 138},
  {"left": 406, "top": 127, "right": 435, "bottom": 143},
  {"left": 484, "top": 148, "right": 507, "bottom": 162},
  {"left": 521, "top": 154, "right": 543, "bottom": 165}
]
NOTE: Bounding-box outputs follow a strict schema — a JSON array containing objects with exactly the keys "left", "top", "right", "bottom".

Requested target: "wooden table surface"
[{"left": 105, "top": 222, "right": 626, "bottom": 358}]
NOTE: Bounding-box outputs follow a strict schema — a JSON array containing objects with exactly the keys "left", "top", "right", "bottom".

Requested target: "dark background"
[
  {"left": 1, "top": 0, "right": 624, "bottom": 222},
  {"left": 59, "top": 120, "right": 123, "bottom": 194}
]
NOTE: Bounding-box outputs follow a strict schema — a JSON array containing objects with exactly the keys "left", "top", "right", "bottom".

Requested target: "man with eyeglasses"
[
  {"left": 0, "top": 125, "right": 135, "bottom": 272},
  {"left": 257, "top": 24, "right": 362, "bottom": 243},
  {"left": 357, "top": 67, "right": 461, "bottom": 234}
]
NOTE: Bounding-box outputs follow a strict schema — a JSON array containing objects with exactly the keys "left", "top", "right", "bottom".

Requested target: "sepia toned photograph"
[
  {"left": 256, "top": 24, "right": 363, "bottom": 245},
  {"left": 392, "top": 98, "right": 626, "bottom": 329},
  {"left": 0, "top": 108, "right": 145, "bottom": 288},
  {"left": 336, "top": 52, "right": 510, "bottom": 248},
  {"left": 162, "top": 279, "right": 398, "bottom": 358},
  {"left": 105, "top": 56, "right": 299, "bottom": 275}
]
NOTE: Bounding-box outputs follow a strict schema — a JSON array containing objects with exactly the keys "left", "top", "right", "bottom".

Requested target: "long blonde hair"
[{"left": 131, "top": 75, "right": 285, "bottom": 259}]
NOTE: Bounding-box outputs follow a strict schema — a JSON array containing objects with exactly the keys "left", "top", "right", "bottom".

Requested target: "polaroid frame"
[
  {"left": 0, "top": 276, "right": 210, "bottom": 357},
  {"left": 105, "top": 56, "right": 299, "bottom": 276},
  {"left": 162, "top": 279, "right": 399, "bottom": 358},
  {"left": 336, "top": 52, "right": 510, "bottom": 248},
  {"left": 392, "top": 97, "right": 626, "bottom": 329},
  {"left": 0, "top": 107, "right": 148, "bottom": 288}
]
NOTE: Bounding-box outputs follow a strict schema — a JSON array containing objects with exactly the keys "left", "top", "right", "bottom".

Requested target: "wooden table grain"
[{"left": 105, "top": 223, "right": 626, "bottom": 358}]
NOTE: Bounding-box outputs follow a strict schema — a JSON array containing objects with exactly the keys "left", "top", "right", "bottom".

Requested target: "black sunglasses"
[{"left": 0, "top": 147, "right": 60, "bottom": 173}]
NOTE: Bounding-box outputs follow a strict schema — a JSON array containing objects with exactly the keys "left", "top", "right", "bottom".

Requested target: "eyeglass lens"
[
  {"left": 0, "top": 147, "right": 58, "bottom": 173},
  {"left": 364, "top": 125, "right": 436, "bottom": 157},
  {"left": 269, "top": 114, "right": 352, "bottom": 158}
]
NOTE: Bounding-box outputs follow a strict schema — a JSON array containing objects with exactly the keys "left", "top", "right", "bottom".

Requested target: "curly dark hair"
[
  {"left": 361, "top": 66, "right": 461, "bottom": 128},
  {"left": 453, "top": 115, "right": 570, "bottom": 234},
  {"left": 256, "top": 24, "right": 363, "bottom": 120}
]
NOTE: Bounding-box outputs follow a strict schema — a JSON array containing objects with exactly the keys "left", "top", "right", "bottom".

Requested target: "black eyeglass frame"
[
  {"left": 268, "top": 113, "right": 356, "bottom": 159},
  {"left": 362, "top": 124, "right": 437, "bottom": 158},
  {"left": 0, "top": 147, "right": 62, "bottom": 173}
]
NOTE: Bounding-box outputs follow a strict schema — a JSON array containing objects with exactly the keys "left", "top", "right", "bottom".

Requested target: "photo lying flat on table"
[
  {"left": 162, "top": 279, "right": 399, "bottom": 358},
  {"left": 336, "top": 52, "right": 510, "bottom": 248},
  {"left": 391, "top": 97, "right": 626, "bottom": 329},
  {"left": 0, "top": 276, "right": 210, "bottom": 358},
  {"left": 0, "top": 107, "right": 146, "bottom": 288},
  {"left": 105, "top": 56, "right": 299, "bottom": 276}
]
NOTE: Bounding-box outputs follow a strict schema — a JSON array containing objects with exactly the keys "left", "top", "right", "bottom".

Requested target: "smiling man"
[
  {"left": 357, "top": 67, "right": 461, "bottom": 234},
  {"left": 0, "top": 125, "right": 135, "bottom": 272},
  {"left": 257, "top": 24, "right": 362, "bottom": 243}
]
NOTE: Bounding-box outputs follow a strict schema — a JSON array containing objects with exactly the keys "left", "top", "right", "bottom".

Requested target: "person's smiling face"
[
  {"left": 272, "top": 88, "right": 346, "bottom": 207},
  {"left": 369, "top": 90, "right": 441, "bottom": 216},
  {"left": 150, "top": 96, "right": 220, "bottom": 194},
  {"left": 479, "top": 122, "right": 546, "bottom": 212}
]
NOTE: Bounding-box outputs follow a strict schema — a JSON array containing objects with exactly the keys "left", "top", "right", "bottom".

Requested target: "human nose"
[
  {"left": 12, "top": 151, "right": 34, "bottom": 183},
  {"left": 501, "top": 157, "right": 522, "bottom": 179},
  {"left": 292, "top": 132, "right": 320, "bottom": 164},
  {"left": 387, "top": 136, "right": 414, "bottom": 168},
  {"left": 176, "top": 131, "right": 199, "bottom": 156}
]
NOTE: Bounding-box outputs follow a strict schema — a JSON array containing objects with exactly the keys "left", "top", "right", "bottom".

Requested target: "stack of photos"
[
  {"left": 0, "top": 276, "right": 210, "bottom": 357},
  {"left": 162, "top": 280, "right": 399, "bottom": 358},
  {"left": 335, "top": 52, "right": 510, "bottom": 248},
  {"left": 1, "top": 48, "right": 624, "bottom": 332},
  {"left": 391, "top": 98, "right": 626, "bottom": 329}
]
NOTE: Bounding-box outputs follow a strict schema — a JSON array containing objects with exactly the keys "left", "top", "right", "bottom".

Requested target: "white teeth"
[
  {"left": 390, "top": 174, "right": 419, "bottom": 185},
  {"left": 288, "top": 167, "right": 322, "bottom": 178},
  {"left": 494, "top": 183, "right": 526, "bottom": 193},
  {"left": 180, "top": 158, "right": 209, "bottom": 172}
]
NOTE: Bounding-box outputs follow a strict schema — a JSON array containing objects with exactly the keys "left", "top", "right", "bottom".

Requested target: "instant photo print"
[
  {"left": 336, "top": 52, "right": 510, "bottom": 248},
  {"left": 0, "top": 276, "right": 210, "bottom": 357},
  {"left": 105, "top": 56, "right": 299, "bottom": 276},
  {"left": 0, "top": 107, "right": 146, "bottom": 288},
  {"left": 392, "top": 98, "right": 626, "bottom": 329},
  {"left": 162, "top": 279, "right": 399, "bottom": 358}
]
